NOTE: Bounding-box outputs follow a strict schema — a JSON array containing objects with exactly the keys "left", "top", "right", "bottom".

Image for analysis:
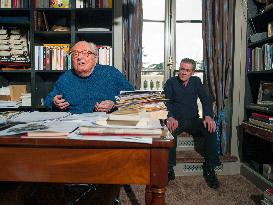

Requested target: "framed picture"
[{"left": 257, "top": 81, "right": 273, "bottom": 105}]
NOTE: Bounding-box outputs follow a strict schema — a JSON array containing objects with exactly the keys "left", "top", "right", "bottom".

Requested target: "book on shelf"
[
  {"left": 50, "top": 0, "right": 70, "bottom": 8},
  {"left": 42, "top": 12, "right": 49, "bottom": 32},
  {"left": 264, "top": 188, "right": 273, "bottom": 204},
  {"left": 251, "top": 112, "right": 273, "bottom": 120},
  {"left": 249, "top": 118, "right": 273, "bottom": 131}
]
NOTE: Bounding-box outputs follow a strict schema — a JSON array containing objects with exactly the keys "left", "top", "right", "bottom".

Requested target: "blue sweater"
[
  {"left": 163, "top": 76, "right": 213, "bottom": 120},
  {"left": 45, "top": 64, "right": 134, "bottom": 114}
]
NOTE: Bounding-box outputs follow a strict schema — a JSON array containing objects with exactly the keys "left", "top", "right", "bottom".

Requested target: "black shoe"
[
  {"left": 168, "top": 167, "right": 175, "bottom": 182},
  {"left": 113, "top": 197, "right": 121, "bottom": 205},
  {"left": 203, "top": 166, "right": 219, "bottom": 189}
]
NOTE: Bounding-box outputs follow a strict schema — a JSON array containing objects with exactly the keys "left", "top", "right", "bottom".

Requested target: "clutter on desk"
[{"left": 114, "top": 90, "right": 168, "bottom": 119}]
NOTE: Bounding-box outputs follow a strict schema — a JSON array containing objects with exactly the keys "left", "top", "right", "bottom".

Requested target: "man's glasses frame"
[{"left": 70, "top": 50, "right": 96, "bottom": 59}]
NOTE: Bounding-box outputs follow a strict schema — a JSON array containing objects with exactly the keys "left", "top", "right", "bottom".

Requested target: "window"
[
  {"left": 142, "top": 0, "right": 204, "bottom": 115},
  {"left": 141, "top": 0, "right": 203, "bottom": 90},
  {"left": 141, "top": 0, "right": 165, "bottom": 90}
]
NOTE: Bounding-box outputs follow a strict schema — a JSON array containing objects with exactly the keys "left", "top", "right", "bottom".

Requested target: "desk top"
[{"left": 0, "top": 135, "right": 174, "bottom": 149}]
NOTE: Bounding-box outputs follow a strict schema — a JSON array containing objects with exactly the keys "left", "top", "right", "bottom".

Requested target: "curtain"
[
  {"left": 202, "top": 0, "right": 235, "bottom": 154},
  {"left": 122, "top": 0, "right": 143, "bottom": 89}
]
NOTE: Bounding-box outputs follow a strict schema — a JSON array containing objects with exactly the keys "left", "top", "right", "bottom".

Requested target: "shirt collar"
[{"left": 176, "top": 76, "right": 191, "bottom": 87}]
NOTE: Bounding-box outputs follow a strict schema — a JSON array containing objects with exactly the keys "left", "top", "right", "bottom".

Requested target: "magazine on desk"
[{"left": 0, "top": 121, "right": 79, "bottom": 138}]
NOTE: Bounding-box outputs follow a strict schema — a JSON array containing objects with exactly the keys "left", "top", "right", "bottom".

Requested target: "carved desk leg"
[
  {"left": 145, "top": 185, "right": 152, "bottom": 205},
  {"left": 150, "top": 185, "right": 166, "bottom": 205},
  {"left": 145, "top": 185, "right": 166, "bottom": 205}
]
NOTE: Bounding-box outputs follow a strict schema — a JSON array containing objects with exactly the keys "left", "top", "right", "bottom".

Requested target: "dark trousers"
[{"left": 169, "top": 118, "right": 220, "bottom": 169}]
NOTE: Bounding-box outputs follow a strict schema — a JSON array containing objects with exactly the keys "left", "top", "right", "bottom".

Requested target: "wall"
[{"left": 113, "top": 0, "right": 123, "bottom": 71}]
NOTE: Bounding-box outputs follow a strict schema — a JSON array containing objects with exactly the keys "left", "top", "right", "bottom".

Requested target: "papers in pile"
[{"left": 115, "top": 90, "right": 167, "bottom": 113}]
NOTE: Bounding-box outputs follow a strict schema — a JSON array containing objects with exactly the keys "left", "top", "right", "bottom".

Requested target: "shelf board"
[
  {"left": 245, "top": 104, "right": 273, "bottom": 115},
  {"left": 75, "top": 31, "right": 112, "bottom": 34},
  {"left": 0, "top": 21, "right": 30, "bottom": 26},
  {"left": 35, "top": 70, "right": 66, "bottom": 73},
  {"left": 0, "top": 8, "right": 30, "bottom": 13},
  {"left": 0, "top": 106, "right": 32, "bottom": 111},
  {"left": 36, "top": 8, "right": 72, "bottom": 11},
  {"left": 242, "top": 122, "right": 273, "bottom": 142},
  {"left": 74, "top": 8, "right": 112, "bottom": 12},
  {"left": 248, "top": 36, "right": 273, "bottom": 48},
  {"left": 241, "top": 163, "right": 273, "bottom": 191},
  {"left": 247, "top": 70, "right": 273, "bottom": 75},
  {"left": 35, "top": 31, "right": 71, "bottom": 35},
  {"left": 0, "top": 70, "right": 31, "bottom": 73}
]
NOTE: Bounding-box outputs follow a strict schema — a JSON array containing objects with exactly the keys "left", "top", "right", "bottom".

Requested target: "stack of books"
[
  {"left": 249, "top": 112, "right": 273, "bottom": 131},
  {"left": 262, "top": 188, "right": 273, "bottom": 205}
]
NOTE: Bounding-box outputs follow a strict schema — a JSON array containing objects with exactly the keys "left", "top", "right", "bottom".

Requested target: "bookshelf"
[
  {"left": 0, "top": 0, "right": 114, "bottom": 110},
  {"left": 242, "top": 0, "right": 273, "bottom": 190}
]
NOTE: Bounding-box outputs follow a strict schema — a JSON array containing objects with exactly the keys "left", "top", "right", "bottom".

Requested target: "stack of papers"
[{"left": 114, "top": 90, "right": 168, "bottom": 119}]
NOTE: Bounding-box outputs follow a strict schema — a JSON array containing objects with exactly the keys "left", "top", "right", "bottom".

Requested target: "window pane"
[
  {"left": 176, "top": 0, "right": 202, "bottom": 20},
  {"left": 143, "top": 0, "right": 165, "bottom": 20},
  {"left": 141, "top": 22, "right": 164, "bottom": 90},
  {"left": 142, "top": 22, "right": 164, "bottom": 68},
  {"left": 176, "top": 23, "right": 203, "bottom": 70}
]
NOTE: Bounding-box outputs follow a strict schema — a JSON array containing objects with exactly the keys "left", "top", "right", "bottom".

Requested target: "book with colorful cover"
[{"left": 50, "top": 0, "right": 70, "bottom": 8}]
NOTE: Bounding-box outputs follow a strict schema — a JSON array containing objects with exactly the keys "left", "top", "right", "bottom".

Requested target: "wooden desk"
[{"left": 0, "top": 137, "right": 174, "bottom": 205}]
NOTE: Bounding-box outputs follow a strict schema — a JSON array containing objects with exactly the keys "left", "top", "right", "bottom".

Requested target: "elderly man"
[
  {"left": 45, "top": 41, "right": 134, "bottom": 114},
  {"left": 164, "top": 58, "right": 221, "bottom": 189}
]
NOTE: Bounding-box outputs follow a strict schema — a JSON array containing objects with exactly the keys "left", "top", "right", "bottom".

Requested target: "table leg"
[
  {"left": 145, "top": 185, "right": 152, "bottom": 205},
  {"left": 145, "top": 185, "right": 166, "bottom": 205}
]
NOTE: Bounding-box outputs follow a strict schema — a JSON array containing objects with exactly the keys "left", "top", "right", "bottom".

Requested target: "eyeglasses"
[
  {"left": 70, "top": 50, "right": 96, "bottom": 59},
  {"left": 179, "top": 67, "right": 193, "bottom": 73}
]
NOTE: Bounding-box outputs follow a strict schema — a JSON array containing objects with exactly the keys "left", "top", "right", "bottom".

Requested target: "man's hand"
[
  {"left": 166, "top": 117, "right": 179, "bottom": 133},
  {"left": 95, "top": 100, "right": 114, "bottom": 112},
  {"left": 203, "top": 116, "right": 216, "bottom": 133},
  {"left": 53, "top": 95, "right": 70, "bottom": 110}
]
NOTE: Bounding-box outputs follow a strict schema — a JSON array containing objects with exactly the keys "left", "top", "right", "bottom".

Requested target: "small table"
[{"left": 0, "top": 136, "right": 174, "bottom": 205}]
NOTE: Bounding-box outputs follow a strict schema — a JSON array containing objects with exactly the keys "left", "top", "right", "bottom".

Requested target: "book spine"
[
  {"left": 250, "top": 116, "right": 273, "bottom": 124},
  {"left": 252, "top": 112, "right": 273, "bottom": 120}
]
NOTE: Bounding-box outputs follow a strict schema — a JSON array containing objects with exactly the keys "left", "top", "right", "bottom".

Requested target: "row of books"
[
  {"left": 34, "top": 44, "right": 113, "bottom": 70},
  {"left": 34, "top": 44, "right": 71, "bottom": 71},
  {"left": 76, "top": 0, "right": 112, "bottom": 8},
  {"left": 0, "top": 0, "right": 29, "bottom": 8},
  {"left": 34, "top": 0, "right": 112, "bottom": 8},
  {"left": 262, "top": 188, "right": 273, "bottom": 205},
  {"left": 247, "top": 44, "right": 273, "bottom": 72}
]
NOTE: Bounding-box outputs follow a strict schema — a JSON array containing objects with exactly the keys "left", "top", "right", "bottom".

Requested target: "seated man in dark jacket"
[{"left": 164, "top": 58, "right": 221, "bottom": 189}]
